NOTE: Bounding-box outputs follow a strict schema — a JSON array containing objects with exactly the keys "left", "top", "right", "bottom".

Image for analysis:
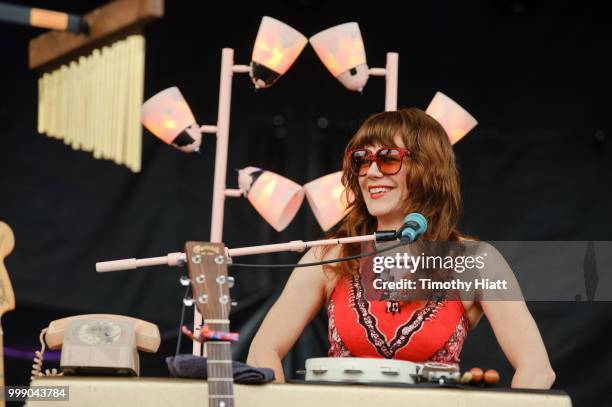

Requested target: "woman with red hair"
[{"left": 247, "top": 108, "right": 555, "bottom": 389}]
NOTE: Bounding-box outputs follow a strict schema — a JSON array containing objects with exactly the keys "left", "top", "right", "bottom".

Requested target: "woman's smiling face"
[{"left": 357, "top": 136, "right": 410, "bottom": 228}]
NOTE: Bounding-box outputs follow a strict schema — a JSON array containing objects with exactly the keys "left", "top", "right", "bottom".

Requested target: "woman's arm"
[
  {"left": 480, "top": 300, "right": 556, "bottom": 389},
  {"left": 246, "top": 247, "right": 336, "bottom": 382}
]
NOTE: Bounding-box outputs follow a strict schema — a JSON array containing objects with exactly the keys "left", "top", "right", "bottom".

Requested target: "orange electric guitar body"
[{"left": 0, "top": 222, "right": 16, "bottom": 407}]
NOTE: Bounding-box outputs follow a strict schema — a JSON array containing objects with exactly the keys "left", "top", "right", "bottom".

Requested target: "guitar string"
[
  {"left": 175, "top": 284, "right": 191, "bottom": 357},
  {"left": 223, "top": 254, "right": 232, "bottom": 404},
  {"left": 193, "top": 242, "right": 410, "bottom": 404},
  {"left": 189, "top": 240, "right": 408, "bottom": 403},
  {"left": 206, "top": 251, "right": 232, "bottom": 404},
  {"left": 220, "top": 255, "right": 232, "bottom": 403}
]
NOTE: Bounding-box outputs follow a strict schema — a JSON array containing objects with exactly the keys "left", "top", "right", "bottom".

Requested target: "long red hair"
[{"left": 322, "top": 108, "right": 464, "bottom": 276}]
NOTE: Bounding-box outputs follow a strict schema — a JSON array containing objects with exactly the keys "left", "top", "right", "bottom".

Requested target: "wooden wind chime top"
[
  {"left": 29, "top": 0, "right": 164, "bottom": 71},
  {"left": 28, "top": 0, "right": 164, "bottom": 173}
]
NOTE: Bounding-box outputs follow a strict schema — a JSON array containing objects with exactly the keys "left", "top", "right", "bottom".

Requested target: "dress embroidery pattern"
[
  {"left": 348, "top": 275, "right": 445, "bottom": 359},
  {"left": 327, "top": 275, "right": 467, "bottom": 363},
  {"left": 427, "top": 315, "right": 468, "bottom": 364},
  {"left": 327, "top": 299, "right": 352, "bottom": 357}
]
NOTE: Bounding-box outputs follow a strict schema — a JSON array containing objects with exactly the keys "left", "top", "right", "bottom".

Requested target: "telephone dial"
[{"left": 32, "top": 314, "right": 160, "bottom": 378}]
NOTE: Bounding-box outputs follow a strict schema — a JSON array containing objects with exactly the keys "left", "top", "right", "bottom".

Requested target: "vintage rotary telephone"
[{"left": 31, "top": 314, "right": 160, "bottom": 379}]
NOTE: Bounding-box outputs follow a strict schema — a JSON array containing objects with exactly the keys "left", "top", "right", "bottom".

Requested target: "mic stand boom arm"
[{"left": 96, "top": 233, "right": 381, "bottom": 273}]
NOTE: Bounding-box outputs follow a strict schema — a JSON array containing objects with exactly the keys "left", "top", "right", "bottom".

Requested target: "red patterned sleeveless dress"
[{"left": 327, "top": 265, "right": 469, "bottom": 364}]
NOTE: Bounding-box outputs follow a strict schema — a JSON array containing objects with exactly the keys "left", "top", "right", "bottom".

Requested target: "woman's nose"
[{"left": 366, "top": 160, "right": 383, "bottom": 177}]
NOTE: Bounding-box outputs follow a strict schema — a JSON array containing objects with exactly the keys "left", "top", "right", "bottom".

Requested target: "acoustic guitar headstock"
[
  {"left": 184, "top": 242, "right": 232, "bottom": 326},
  {"left": 0, "top": 222, "right": 15, "bottom": 316}
]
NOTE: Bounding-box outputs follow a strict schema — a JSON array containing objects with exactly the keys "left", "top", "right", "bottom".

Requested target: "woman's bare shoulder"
[
  {"left": 295, "top": 246, "right": 341, "bottom": 281},
  {"left": 304, "top": 246, "right": 341, "bottom": 302},
  {"left": 456, "top": 235, "right": 483, "bottom": 326},
  {"left": 310, "top": 244, "right": 342, "bottom": 261}
]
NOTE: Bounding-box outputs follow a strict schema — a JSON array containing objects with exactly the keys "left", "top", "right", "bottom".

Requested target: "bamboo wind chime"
[
  {"left": 26, "top": 0, "right": 164, "bottom": 172},
  {"left": 37, "top": 35, "right": 145, "bottom": 171}
]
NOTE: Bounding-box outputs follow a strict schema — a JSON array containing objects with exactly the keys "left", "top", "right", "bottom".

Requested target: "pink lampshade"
[
  {"left": 238, "top": 167, "right": 305, "bottom": 232},
  {"left": 425, "top": 91, "right": 478, "bottom": 144},
  {"left": 250, "top": 17, "right": 307, "bottom": 88},
  {"left": 309, "top": 22, "right": 369, "bottom": 91},
  {"left": 304, "top": 171, "right": 353, "bottom": 231},
  {"left": 141, "top": 87, "right": 196, "bottom": 144}
]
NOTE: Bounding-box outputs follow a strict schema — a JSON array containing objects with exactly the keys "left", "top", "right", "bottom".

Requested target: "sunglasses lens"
[
  {"left": 349, "top": 148, "right": 406, "bottom": 176},
  {"left": 377, "top": 149, "right": 403, "bottom": 175},
  {"left": 350, "top": 150, "right": 371, "bottom": 176}
]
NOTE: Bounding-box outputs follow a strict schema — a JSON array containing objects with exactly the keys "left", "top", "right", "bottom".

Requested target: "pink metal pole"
[
  {"left": 368, "top": 68, "right": 386, "bottom": 76},
  {"left": 200, "top": 125, "right": 218, "bottom": 134},
  {"left": 224, "top": 188, "right": 243, "bottom": 197},
  {"left": 95, "top": 233, "right": 378, "bottom": 272},
  {"left": 227, "top": 234, "right": 376, "bottom": 257},
  {"left": 193, "top": 49, "right": 251, "bottom": 355},
  {"left": 367, "top": 52, "right": 398, "bottom": 111},
  {"left": 385, "top": 52, "right": 398, "bottom": 111},
  {"left": 210, "top": 48, "right": 235, "bottom": 244},
  {"left": 96, "top": 253, "right": 185, "bottom": 272},
  {"left": 189, "top": 48, "right": 236, "bottom": 355}
]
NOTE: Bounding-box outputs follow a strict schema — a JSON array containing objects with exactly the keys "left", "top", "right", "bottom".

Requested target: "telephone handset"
[
  {"left": 32, "top": 314, "right": 160, "bottom": 379},
  {"left": 46, "top": 314, "right": 160, "bottom": 352}
]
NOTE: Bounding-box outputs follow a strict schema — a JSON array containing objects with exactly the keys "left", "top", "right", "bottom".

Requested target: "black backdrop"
[{"left": 1, "top": 1, "right": 611, "bottom": 406}]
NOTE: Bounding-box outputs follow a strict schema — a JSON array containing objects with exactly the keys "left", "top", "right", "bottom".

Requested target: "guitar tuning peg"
[
  {"left": 227, "top": 276, "right": 235, "bottom": 288},
  {"left": 183, "top": 297, "right": 194, "bottom": 307},
  {"left": 179, "top": 276, "right": 191, "bottom": 286},
  {"left": 231, "top": 301, "right": 238, "bottom": 307}
]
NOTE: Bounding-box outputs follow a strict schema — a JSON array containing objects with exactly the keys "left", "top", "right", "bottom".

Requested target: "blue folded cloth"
[{"left": 166, "top": 354, "right": 275, "bottom": 384}]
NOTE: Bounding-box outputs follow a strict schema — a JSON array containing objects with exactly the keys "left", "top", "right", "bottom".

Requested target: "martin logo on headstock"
[{"left": 185, "top": 241, "right": 235, "bottom": 407}]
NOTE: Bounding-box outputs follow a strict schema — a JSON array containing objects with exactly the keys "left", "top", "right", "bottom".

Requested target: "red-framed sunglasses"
[{"left": 346, "top": 147, "right": 411, "bottom": 176}]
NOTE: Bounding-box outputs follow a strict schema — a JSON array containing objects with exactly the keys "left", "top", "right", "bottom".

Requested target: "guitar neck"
[
  {"left": 0, "top": 323, "right": 5, "bottom": 407},
  {"left": 0, "top": 222, "right": 15, "bottom": 407},
  {"left": 206, "top": 341, "right": 233, "bottom": 407},
  {"left": 205, "top": 320, "right": 233, "bottom": 407},
  {"left": 184, "top": 241, "right": 234, "bottom": 407}
]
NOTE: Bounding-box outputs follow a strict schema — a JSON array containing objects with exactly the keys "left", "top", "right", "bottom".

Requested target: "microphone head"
[
  {"left": 404, "top": 213, "right": 428, "bottom": 234},
  {"left": 399, "top": 213, "right": 428, "bottom": 242}
]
